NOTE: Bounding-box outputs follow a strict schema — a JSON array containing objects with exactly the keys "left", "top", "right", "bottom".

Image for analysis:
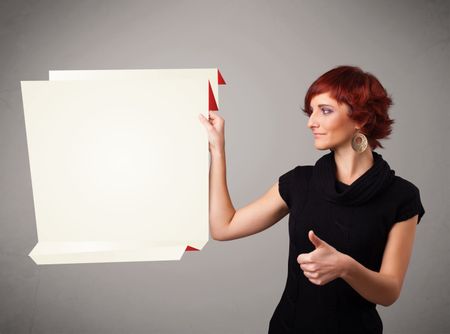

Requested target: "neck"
[{"left": 332, "top": 147, "right": 374, "bottom": 185}]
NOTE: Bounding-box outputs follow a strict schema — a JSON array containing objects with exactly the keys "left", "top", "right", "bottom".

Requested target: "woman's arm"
[
  {"left": 340, "top": 214, "right": 418, "bottom": 307},
  {"left": 208, "top": 149, "right": 236, "bottom": 239},
  {"left": 199, "top": 111, "right": 289, "bottom": 241},
  {"left": 209, "top": 149, "right": 289, "bottom": 241}
]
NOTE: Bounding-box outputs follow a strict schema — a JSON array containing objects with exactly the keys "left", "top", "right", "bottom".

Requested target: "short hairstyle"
[{"left": 301, "top": 65, "right": 395, "bottom": 150}]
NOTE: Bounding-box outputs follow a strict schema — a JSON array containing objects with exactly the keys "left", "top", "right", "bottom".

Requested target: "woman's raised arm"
[{"left": 198, "top": 111, "right": 289, "bottom": 241}]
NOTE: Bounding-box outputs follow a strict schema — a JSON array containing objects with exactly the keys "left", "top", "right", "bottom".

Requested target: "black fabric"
[
  {"left": 313, "top": 150, "right": 397, "bottom": 206},
  {"left": 335, "top": 180, "right": 349, "bottom": 193},
  {"left": 269, "top": 150, "right": 425, "bottom": 334}
]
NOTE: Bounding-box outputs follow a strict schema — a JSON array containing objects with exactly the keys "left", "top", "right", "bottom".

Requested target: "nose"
[{"left": 307, "top": 110, "right": 319, "bottom": 130}]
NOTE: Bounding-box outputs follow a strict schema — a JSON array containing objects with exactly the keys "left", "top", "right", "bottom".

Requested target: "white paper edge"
[{"left": 48, "top": 68, "right": 221, "bottom": 109}]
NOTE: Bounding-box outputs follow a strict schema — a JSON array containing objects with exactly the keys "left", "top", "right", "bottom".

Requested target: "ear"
[{"left": 356, "top": 115, "right": 370, "bottom": 130}]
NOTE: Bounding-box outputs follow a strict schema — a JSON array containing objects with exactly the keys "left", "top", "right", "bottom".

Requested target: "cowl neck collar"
[{"left": 312, "top": 150, "right": 396, "bottom": 206}]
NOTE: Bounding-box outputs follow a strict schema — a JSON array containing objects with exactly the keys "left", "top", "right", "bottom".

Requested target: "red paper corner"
[
  {"left": 218, "top": 69, "right": 226, "bottom": 85},
  {"left": 185, "top": 245, "right": 199, "bottom": 251},
  {"left": 208, "top": 80, "right": 218, "bottom": 111}
]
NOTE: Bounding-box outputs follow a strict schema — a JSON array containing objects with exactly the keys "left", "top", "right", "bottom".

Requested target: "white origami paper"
[{"left": 21, "top": 68, "right": 226, "bottom": 265}]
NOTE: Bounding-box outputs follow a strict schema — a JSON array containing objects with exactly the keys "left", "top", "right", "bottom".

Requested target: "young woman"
[{"left": 198, "top": 65, "right": 425, "bottom": 334}]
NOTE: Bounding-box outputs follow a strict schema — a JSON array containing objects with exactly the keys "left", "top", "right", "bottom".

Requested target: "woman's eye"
[{"left": 322, "top": 108, "right": 333, "bottom": 115}]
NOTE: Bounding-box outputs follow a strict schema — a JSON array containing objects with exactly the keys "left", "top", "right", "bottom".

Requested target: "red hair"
[{"left": 301, "top": 65, "right": 395, "bottom": 150}]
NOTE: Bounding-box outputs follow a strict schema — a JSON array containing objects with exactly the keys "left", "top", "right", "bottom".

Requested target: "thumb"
[
  {"left": 308, "top": 230, "right": 324, "bottom": 248},
  {"left": 198, "top": 113, "right": 214, "bottom": 131},
  {"left": 208, "top": 110, "right": 220, "bottom": 120}
]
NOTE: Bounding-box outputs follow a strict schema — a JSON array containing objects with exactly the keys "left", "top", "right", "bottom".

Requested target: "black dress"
[{"left": 268, "top": 150, "right": 425, "bottom": 334}]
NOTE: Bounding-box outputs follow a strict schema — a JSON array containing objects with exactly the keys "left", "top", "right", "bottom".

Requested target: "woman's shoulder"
[
  {"left": 278, "top": 165, "right": 314, "bottom": 208},
  {"left": 279, "top": 164, "right": 314, "bottom": 179},
  {"left": 388, "top": 175, "right": 426, "bottom": 224},
  {"left": 390, "top": 174, "right": 422, "bottom": 195},
  {"left": 289, "top": 165, "right": 314, "bottom": 184},
  {"left": 293, "top": 164, "right": 315, "bottom": 174}
]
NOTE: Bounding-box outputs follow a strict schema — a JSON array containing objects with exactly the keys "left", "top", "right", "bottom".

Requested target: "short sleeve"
[
  {"left": 278, "top": 166, "right": 297, "bottom": 209},
  {"left": 394, "top": 183, "right": 425, "bottom": 224}
]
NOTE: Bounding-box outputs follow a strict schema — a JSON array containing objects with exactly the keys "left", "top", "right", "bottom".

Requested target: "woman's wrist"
[
  {"left": 211, "top": 147, "right": 225, "bottom": 158},
  {"left": 338, "top": 253, "right": 354, "bottom": 279}
]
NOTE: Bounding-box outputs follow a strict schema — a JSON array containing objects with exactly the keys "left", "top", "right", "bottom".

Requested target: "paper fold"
[{"left": 29, "top": 240, "right": 208, "bottom": 264}]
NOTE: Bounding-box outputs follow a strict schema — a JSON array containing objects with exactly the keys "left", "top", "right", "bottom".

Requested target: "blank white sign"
[{"left": 21, "top": 68, "right": 224, "bottom": 265}]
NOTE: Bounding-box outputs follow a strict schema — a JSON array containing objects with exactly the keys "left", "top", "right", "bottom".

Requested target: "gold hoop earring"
[{"left": 351, "top": 130, "right": 368, "bottom": 153}]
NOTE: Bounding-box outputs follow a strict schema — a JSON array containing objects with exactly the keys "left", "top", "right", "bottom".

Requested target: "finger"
[
  {"left": 308, "top": 230, "right": 329, "bottom": 248},
  {"left": 309, "top": 278, "right": 323, "bottom": 286},
  {"left": 300, "top": 263, "right": 317, "bottom": 272},
  {"left": 309, "top": 230, "right": 324, "bottom": 248},
  {"left": 208, "top": 110, "right": 222, "bottom": 120},
  {"left": 302, "top": 269, "right": 320, "bottom": 281},
  {"left": 297, "top": 253, "right": 312, "bottom": 264},
  {"left": 198, "top": 114, "right": 214, "bottom": 131}
]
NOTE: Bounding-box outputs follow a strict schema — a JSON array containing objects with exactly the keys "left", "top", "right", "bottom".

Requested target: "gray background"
[{"left": 1, "top": 0, "right": 449, "bottom": 333}]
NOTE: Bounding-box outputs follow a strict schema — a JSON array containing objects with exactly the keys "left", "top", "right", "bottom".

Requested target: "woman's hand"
[
  {"left": 297, "top": 230, "right": 349, "bottom": 286},
  {"left": 198, "top": 110, "right": 225, "bottom": 155}
]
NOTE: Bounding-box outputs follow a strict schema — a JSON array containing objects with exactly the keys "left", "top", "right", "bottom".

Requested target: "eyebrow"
[{"left": 308, "top": 103, "right": 335, "bottom": 110}]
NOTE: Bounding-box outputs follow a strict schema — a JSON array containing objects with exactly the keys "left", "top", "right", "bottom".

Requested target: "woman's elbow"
[
  {"left": 381, "top": 289, "right": 400, "bottom": 307},
  {"left": 211, "top": 231, "right": 227, "bottom": 241}
]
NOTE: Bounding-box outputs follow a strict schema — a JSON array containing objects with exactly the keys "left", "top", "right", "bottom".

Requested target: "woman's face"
[{"left": 307, "top": 92, "right": 358, "bottom": 150}]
